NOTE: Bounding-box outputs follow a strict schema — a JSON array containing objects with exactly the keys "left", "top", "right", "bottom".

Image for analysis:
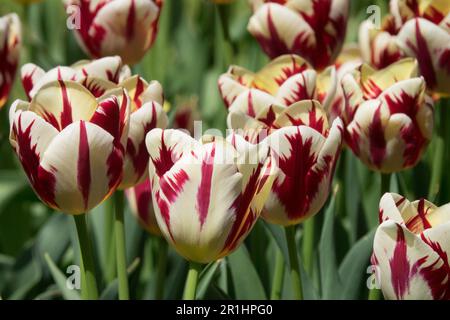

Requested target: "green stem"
[
  {"left": 302, "top": 217, "right": 315, "bottom": 275},
  {"left": 285, "top": 226, "right": 303, "bottom": 300},
  {"left": 114, "top": 190, "right": 129, "bottom": 300},
  {"left": 368, "top": 287, "right": 381, "bottom": 300},
  {"left": 73, "top": 214, "right": 99, "bottom": 300},
  {"left": 380, "top": 173, "right": 391, "bottom": 197},
  {"left": 270, "top": 249, "right": 285, "bottom": 300},
  {"left": 104, "top": 198, "right": 116, "bottom": 283},
  {"left": 183, "top": 261, "right": 202, "bottom": 300},
  {"left": 155, "top": 238, "right": 168, "bottom": 300}
]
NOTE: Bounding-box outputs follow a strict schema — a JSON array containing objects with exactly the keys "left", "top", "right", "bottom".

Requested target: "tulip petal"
[
  {"left": 121, "top": 101, "right": 167, "bottom": 188},
  {"left": 40, "top": 121, "right": 122, "bottom": 214},
  {"left": 72, "top": 56, "right": 124, "bottom": 83},
  {"left": 229, "top": 89, "right": 280, "bottom": 119},
  {"left": 29, "top": 80, "right": 98, "bottom": 130},
  {"left": 275, "top": 69, "right": 317, "bottom": 106},
  {"left": 374, "top": 220, "right": 448, "bottom": 299},
  {"left": 21, "top": 63, "right": 45, "bottom": 101}
]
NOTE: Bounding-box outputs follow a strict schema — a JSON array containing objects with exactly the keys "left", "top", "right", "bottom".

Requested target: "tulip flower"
[
  {"left": 341, "top": 58, "right": 434, "bottom": 173},
  {"left": 373, "top": 193, "right": 450, "bottom": 300},
  {"left": 146, "top": 129, "right": 274, "bottom": 264},
  {"left": 218, "top": 54, "right": 337, "bottom": 112},
  {"left": 125, "top": 178, "right": 161, "bottom": 236},
  {"left": 247, "top": 0, "right": 350, "bottom": 70},
  {"left": 359, "top": 15, "right": 405, "bottom": 69},
  {"left": 21, "top": 56, "right": 131, "bottom": 100},
  {"left": 0, "top": 14, "right": 21, "bottom": 109},
  {"left": 65, "top": 0, "right": 163, "bottom": 65},
  {"left": 390, "top": 0, "right": 450, "bottom": 95},
  {"left": 9, "top": 80, "right": 130, "bottom": 214}
]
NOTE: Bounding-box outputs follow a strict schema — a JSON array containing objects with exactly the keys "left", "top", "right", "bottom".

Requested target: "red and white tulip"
[
  {"left": 359, "top": 15, "right": 405, "bottom": 69},
  {"left": 9, "top": 80, "right": 130, "bottom": 214},
  {"left": 65, "top": 0, "right": 163, "bottom": 65},
  {"left": 218, "top": 54, "right": 337, "bottom": 112},
  {"left": 0, "top": 13, "right": 21, "bottom": 109},
  {"left": 391, "top": 0, "right": 450, "bottom": 95},
  {"left": 373, "top": 193, "right": 450, "bottom": 300},
  {"left": 125, "top": 178, "right": 161, "bottom": 236},
  {"left": 342, "top": 58, "right": 434, "bottom": 173},
  {"left": 229, "top": 106, "right": 343, "bottom": 226},
  {"left": 146, "top": 129, "right": 275, "bottom": 263},
  {"left": 247, "top": 0, "right": 350, "bottom": 70}
]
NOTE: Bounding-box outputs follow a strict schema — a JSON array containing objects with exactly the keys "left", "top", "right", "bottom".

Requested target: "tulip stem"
[
  {"left": 104, "top": 198, "right": 116, "bottom": 283},
  {"left": 380, "top": 173, "right": 391, "bottom": 197},
  {"left": 73, "top": 214, "right": 99, "bottom": 300},
  {"left": 285, "top": 225, "right": 303, "bottom": 300},
  {"left": 302, "top": 217, "right": 315, "bottom": 275},
  {"left": 183, "top": 261, "right": 202, "bottom": 300},
  {"left": 270, "top": 249, "right": 285, "bottom": 300},
  {"left": 155, "top": 238, "right": 168, "bottom": 300},
  {"left": 114, "top": 190, "right": 130, "bottom": 300}
]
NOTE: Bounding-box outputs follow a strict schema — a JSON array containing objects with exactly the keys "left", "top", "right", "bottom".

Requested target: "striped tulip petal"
[
  {"left": 21, "top": 63, "right": 45, "bottom": 101},
  {"left": 71, "top": 56, "right": 125, "bottom": 83},
  {"left": 374, "top": 193, "right": 450, "bottom": 300},
  {"left": 0, "top": 13, "right": 21, "bottom": 109},
  {"left": 261, "top": 117, "right": 343, "bottom": 225},
  {"left": 275, "top": 70, "right": 317, "bottom": 106}
]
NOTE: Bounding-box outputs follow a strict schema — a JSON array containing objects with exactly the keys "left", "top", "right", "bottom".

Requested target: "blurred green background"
[{"left": 1, "top": 0, "right": 434, "bottom": 300}]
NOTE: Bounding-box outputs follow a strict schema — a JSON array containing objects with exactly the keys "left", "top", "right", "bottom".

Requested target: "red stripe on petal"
[
  {"left": 196, "top": 145, "right": 215, "bottom": 227},
  {"left": 368, "top": 106, "right": 386, "bottom": 168},
  {"left": 90, "top": 97, "right": 120, "bottom": 141},
  {"left": 77, "top": 121, "right": 91, "bottom": 209},
  {"left": 21, "top": 68, "right": 36, "bottom": 101},
  {"left": 59, "top": 80, "right": 73, "bottom": 129},
  {"left": 150, "top": 131, "right": 180, "bottom": 177},
  {"left": 389, "top": 225, "right": 412, "bottom": 299},
  {"left": 125, "top": 0, "right": 136, "bottom": 41}
]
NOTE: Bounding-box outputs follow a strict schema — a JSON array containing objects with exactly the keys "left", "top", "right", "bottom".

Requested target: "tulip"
[
  {"left": 218, "top": 54, "right": 337, "bottom": 112},
  {"left": 359, "top": 15, "right": 405, "bottom": 69},
  {"left": 21, "top": 56, "right": 131, "bottom": 100},
  {"left": 0, "top": 13, "right": 21, "bottom": 109},
  {"left": 373, "top": 192, "right": 450, "bottom": 300},
  {"left": 146, "top": 129, "right": 274, "bottom": 299},
  {"left": 341, "top": 58, "right": 434, "bottom": 173},
  {"left": 247, "top": 0, "right": 350, "bottom": 70},
  {"left": 9, "top": 80, "right": 130, "bottom": 214},
  {"left": 146, "top": 129, "right": 274, "bottom": 264},
  {"left": 21, "top": 58, "right": 168, "bottom": 189},
  {"left": 390, "top": 0, "right": 450, "bottom": 95},
  {"left": 172, "top": 96, "right": 200, "bottom": 135},
  {"left": 65, "top": 0, "right": 163, "bottom": 65}
]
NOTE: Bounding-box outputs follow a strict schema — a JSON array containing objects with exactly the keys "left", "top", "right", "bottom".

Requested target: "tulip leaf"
[
  {"left": 262, "top": 221, "right": 289, "bottom": 264},
  {"left": 44, "top": 253, "right": 81, "bottom": 300},
  {"left": 318, "top": 195, "right": 340, "bottom": 299},
  {"left": 227, "top": 245, "right": 267, "bottom": 299},
  {"left": 197, "top": 260, "right": 222, "bottom": 300},
  {"left": 338, "top": 229, "right": 376, "bottom": 300}
]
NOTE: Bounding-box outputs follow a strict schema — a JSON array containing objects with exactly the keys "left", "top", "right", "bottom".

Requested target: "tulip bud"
[
  {"left": 65, "top": 0, "right": 163, "bottom": 65},
  {"left": 373, "top": 193, "right": 450, "bottom": 300},
  {"left": 0, "top": 14, "right": 21, "bottom": 109},
  {"left": 146, "top": 129, "right": 275, "bottom": 263},
  {"left": 342, "top": 58, "right": 434, "bottom": 173},
  {"left": 218, "top": 54, "right": 337, "bottom": 111},
  {"left": 125, "top": 178, "right": 161, "bottom": 236},
  {"left": 390, "top": 0, "right": 450, "bottom": 95},
  {"left": 247, "top": 0, "right": 350, "bottom": 70},
  {"left": 9, "top": 80, "right": 130, "bottom": 214}
]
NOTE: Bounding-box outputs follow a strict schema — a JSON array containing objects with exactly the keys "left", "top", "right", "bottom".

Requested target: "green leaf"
[
  {"left": 228, "top": 245, "right": 267, "bottom": 299},
  {"left": 318, "top": 195, "right": 340, "bottom": 299},
  {"left": 44, "top": 253, "right": 80, "bottom": 300},
  {"left": 338, "top": 229, "right": 376, "bottom": 300},
  {"left": 196, "top": 260, "right": 222, "bottom": 299},
  {"left": 262, "top": 221, "right": 289, "bottom": 263}
]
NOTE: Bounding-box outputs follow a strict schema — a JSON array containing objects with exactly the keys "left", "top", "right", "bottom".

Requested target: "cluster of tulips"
[{"left": 1, "top": 0, "right": 450, "bottom": 300}]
